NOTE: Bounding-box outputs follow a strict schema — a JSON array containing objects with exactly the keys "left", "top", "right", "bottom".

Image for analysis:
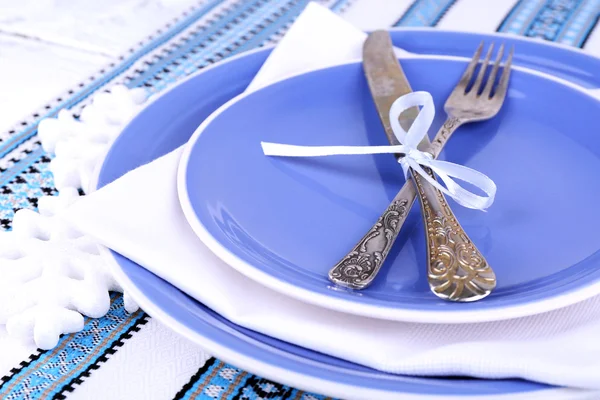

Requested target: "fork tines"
[{"left": 459, "top": 42, "right": 514, "bottom": 99}]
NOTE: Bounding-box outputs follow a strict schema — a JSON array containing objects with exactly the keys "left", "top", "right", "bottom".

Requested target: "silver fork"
[{"left": 328, "top": 42, "right": 514, "bottom": 302}]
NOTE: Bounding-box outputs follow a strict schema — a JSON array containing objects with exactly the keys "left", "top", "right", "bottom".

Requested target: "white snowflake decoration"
[
  {"left": 38, "top": 85, "right": 147, "bottom": 193},
  {"left": 0, "top": 85, "right": 148, "bottom": 349}
]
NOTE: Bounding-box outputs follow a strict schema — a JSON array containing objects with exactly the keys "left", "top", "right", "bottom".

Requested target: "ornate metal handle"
[
  {"left": 329, "top": 116, "right": 495, "bottom": 299},
  {"left": 411, "top": 167, "right": 496, "bottom": 301},
  {"left": 428, "top": 117, "right": 462, "bottom": 158},
  {"left": 416, "top": 117, "right": 496, "bottom": 301},
  {"left": 328, "top": 183, "right": 415, "bottom": 289}
]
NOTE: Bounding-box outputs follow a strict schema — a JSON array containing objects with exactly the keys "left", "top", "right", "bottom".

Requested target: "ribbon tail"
[
  {"left": 261, "top": 142, "right": 409, "bottom": 157},
  {"left": 411, "top": 158, "right": 496, "bottom": 210},
  {"left": 261, "top": 91, "right": 497, "bottom": 212}
]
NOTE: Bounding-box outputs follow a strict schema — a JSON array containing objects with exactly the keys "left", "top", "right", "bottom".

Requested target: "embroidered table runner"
[{"left": 1, "top": 1, "right": 600, "bottom": 399}]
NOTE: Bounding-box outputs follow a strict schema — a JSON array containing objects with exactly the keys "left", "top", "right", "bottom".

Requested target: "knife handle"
[
  {"left": 328, "top": 183, "right": 416, "bottom": 289},
  {"left": 410, "top": 167, "right": 496, "bottom": 301}
]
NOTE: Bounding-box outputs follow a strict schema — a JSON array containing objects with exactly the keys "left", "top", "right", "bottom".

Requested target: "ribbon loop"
[
  {"left": 261, "top": 91, "right": 496, "bottom": 211},
  {"left": 389, "top": 91, "right": 435, "bottom": 148}
]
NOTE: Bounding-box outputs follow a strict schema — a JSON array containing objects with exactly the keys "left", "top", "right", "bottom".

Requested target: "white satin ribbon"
[{"left": 261, "top": 91, "right": 496, "bottom": 210}]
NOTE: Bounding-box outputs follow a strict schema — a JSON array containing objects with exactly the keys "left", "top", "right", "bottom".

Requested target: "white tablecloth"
[{"left": 2, "top": 1, "right": 600, "bottom": 399}]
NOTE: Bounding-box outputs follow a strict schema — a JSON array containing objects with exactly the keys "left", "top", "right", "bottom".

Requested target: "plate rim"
[
  {"left": 101, "top": 248, "right": 395, "bottom": 400},
  {"left": 177, "top": 55, "right": 600, "bottom": 324},
  {"left": 104, "top": 244, "right": 581, "bottom": 400}
]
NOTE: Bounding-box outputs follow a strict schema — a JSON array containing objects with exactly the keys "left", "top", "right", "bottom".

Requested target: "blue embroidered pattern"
[
  {"left": 394, "top": 0, "right": 457, "bottom": 27},
  {"left": 137, "top": 0, "right": 324, "bottom": 93},
  {"left": 175, "top": 360, "right": 328, "bottom": 400},
  {"left": 0, "top": 152, "right": 55, "bottom": 230},
  {"left": 0, "top": 295, "right": 145, "bottom": 400},
  {"left": 498, "top": 0, "right": 600, "bottom": 47}
]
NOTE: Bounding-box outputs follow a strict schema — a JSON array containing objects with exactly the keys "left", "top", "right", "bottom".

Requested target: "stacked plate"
[{"left": 96, "top": 29, "right": 600, "bottom": 399}]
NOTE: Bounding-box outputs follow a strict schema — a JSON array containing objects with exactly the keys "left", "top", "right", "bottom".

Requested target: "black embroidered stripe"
[
  {"left": 232, "top": 375, "right": 295, "bottom": 399},
  {"left": 132, "top": 0, "right": 275, "bottom": 88},
  {"left": 172, "top": 357, "right": 218, "bottom": 400},
  {"left": 52, "top": 313, "right": 150, "bottom": 400},
  {"left": 0, "top": 350, "right": 47, "bottom": 390},
  {"left": 124, "top": 0, "right": 259, "bottom": 87}
]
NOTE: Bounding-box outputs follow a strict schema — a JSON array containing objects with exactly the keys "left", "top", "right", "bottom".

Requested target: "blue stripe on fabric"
[
  {"left": 557, "top": 0, "right": 600, "bottom": 46},
  {"left": 0, "top": 148, "right": 53, "bottom": 228},
  {"left": 178, "top": 362, "right": 331, "bottom": 399},
  {"left": 178, "top": 360, "right": 224, "bottom": 399},
  {"left": 526, "top": 0, "right": 583, "bottom": 40},
  {"left": 0, "top": 295, "right": 143, "bottom": 400},
  {"left": 224, "top": 0, "right": 316, "bottom": 57},
  {"left": 554, "top": 0, "right": 586, "bottom": 39},
  {"left": 0, "top": 0, "right": 228, "bottom": 159},
  {"left": 133, "top": 0, "right": 314, "bottom": 93},
  {"left": 394, "top": 0, "right": 457, "bottom": 27},
  {"left": 498, "top": 0, "right": 600, "bottom": 48},
  {"left": 0, "top": 148, "right": 45, "bottom": 188},
  {"left": 128, "top": 0, "right": 272, "bottom": 88},
  {"left": 497, "top": 0, "right": 546, "bottom": 35},
  {"left": 330, "top": 0, "right": 352, "bottom": 12},
  {"left": 579, "top": 13, "right": 600, "bottom": 47}
]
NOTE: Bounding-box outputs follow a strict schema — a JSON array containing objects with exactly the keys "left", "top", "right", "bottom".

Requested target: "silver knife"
[
  {"left": 328, "top": 31, "right": 428, "bottom": 289},
  {"left": 328, "top": 31, "right": 495, "bottom": 302}
]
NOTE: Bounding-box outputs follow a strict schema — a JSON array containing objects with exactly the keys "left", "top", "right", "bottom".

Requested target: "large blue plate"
[
  {"left": 179, "top": 55, "right": 600, "bottom": 323},
  {"left": 98, "top": 29, "right": 600, "bottom": 398}
]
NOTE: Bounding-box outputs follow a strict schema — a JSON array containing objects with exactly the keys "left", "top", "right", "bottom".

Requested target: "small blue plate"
[
  {"left": 98, "top": 29, "right": 600, "bottom": 398},
  {"left": 179, "top": 56, "right": 600, "bottom": 323}
]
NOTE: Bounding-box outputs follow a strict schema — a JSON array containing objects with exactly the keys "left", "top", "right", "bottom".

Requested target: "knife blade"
[{"left": 362, "top": 30, "right": 430, "bottom": 152}]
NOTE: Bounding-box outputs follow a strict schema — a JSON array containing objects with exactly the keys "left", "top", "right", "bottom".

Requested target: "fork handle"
[
  {"left": 328, "top": 116, "right": 464, "bottom": 290},
  {"left": 428, "top": 116, "right": 463, "bottom": 157},
  {"left": 410, "top": 167, "right": 496, "bottom": 301}
]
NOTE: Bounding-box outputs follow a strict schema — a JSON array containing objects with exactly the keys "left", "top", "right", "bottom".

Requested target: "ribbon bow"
[{"left": 261, "top": 91, "right": 496, "bottom": 210}]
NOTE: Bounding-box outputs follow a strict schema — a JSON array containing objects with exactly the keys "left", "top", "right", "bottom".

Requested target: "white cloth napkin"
[{"left": 63, "top": 2, "right": 600, "bottom": 390}]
